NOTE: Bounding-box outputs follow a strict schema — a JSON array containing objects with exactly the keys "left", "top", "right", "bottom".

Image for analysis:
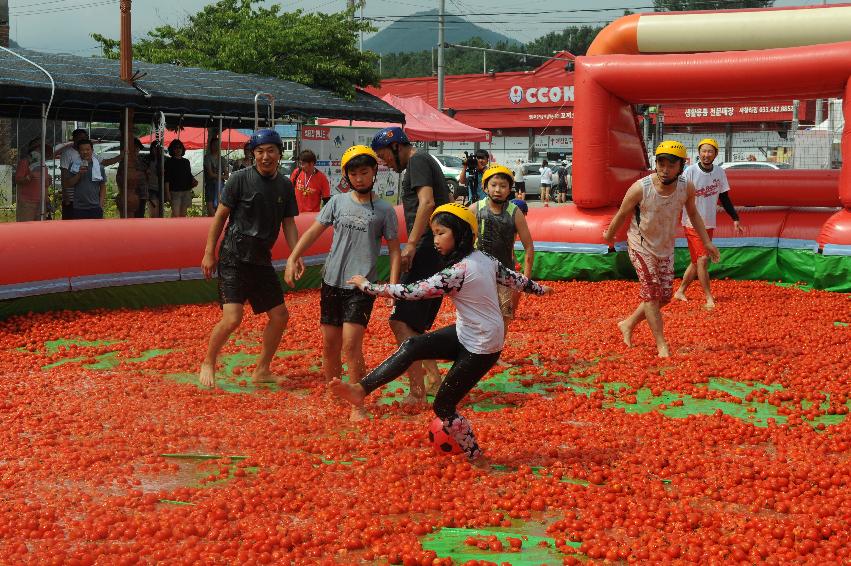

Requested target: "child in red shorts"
[
  {"left": 604, "top": 141, "right": 719, "bottom": 358},
  {"left": 673, "top": 138, "right": 744, "bottom": 309}
]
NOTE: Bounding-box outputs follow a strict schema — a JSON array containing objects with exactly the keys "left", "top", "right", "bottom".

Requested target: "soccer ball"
[{"left": 428, "top": 417, "right": 462, "bottom": 455}]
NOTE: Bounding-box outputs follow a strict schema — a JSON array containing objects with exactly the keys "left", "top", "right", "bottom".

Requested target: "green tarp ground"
[
  {"left": 30, "top": 337, "right": 848, "bottom": 430},
  {"left": 1, "top": 248, "right": 847, "bottom": 320},
  {"left": 422, "top": 526, "right": 581, "bottom": 565},
  {"left": 517, "top": 247, "right": 851, "bottom": 292}
]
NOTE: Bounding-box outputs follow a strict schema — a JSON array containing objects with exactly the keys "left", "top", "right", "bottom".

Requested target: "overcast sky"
[{"left": 8, "top": 0, "right": 840, "bottom": 56}]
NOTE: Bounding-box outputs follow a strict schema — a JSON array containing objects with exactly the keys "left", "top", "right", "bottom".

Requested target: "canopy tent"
[
  {"left": 319, "top": 94, "right": 490, "bottom": 142},
  {"left": 138, "top": 127, "right": 250, "bottom": 150},
  {"left": 0, "top": 49, "right": 404, "bottom": 126}
]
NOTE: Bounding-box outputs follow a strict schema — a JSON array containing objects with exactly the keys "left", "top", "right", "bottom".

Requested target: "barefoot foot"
[
  {"left": 673, "top": 291, "right": 688, "bottom": 302},
  {"left": 402, "top": 392, "right": 426, "bottom": 406},
  {"left": 425, "top": 373, "right": 442, "bottom": 396},
  {"left": 657, "top": 343, "right": 671, "bottom": 358},
  {"left": 350, "top": 406, "right": 369, "bottom": 422},
  {"left": 617, "top": 320, "right": 634, "bottom": 347},
  {"left": 703, "top": 299, "right": 716, "bottom": 310},
  {"left": 252, "top": 368, "right": 277, "bottom": 384},
  {"left": 199, "top": 361, "right": 216, "bottom": 388},
  {"left": 328, "top": 379, "right": 367, "bottom": 407}
]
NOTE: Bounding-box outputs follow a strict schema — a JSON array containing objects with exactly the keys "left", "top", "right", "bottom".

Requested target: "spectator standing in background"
[
  {"left": 14, "top": 137, "right": 52, "bottom": 222},
  {"left": 290, "top": 149, "right": 330, "bottom": 213},
  {"left": 58, "top": 128, "right": 88, "bottom": 220},
  {"left": 539, "top": 160, "right": 553, "bottom": 207},
  {"left": 513, "top": 159, "right": 526, "bottom": 201},
  {"left": 164, "top": 140, "right": 197, "bottom": 218},
  {"left": 231, "top": 142, "right": 254, "bottom": 172},
  {"left": 116, "top": 138, "right": 148, "bottom": 218},
  {"left": 204, "top": 137, "right": 229, "bottom": 216},
  {"left": 66, "top": 139, "right": 106, "bottom": 220}
]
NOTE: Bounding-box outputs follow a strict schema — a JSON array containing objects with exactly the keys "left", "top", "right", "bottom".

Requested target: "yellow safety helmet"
[
  {"left": 430, "top": 202, "right": 478, "bottom": 236},
  {"left": 341, "top": 145, "right": 379, "bottom": 171},
  {"left": 481, "top": 163, "right": 514, "bottom": 188},
  {"left": 697, "top": 138, "right": 719, "bottom": 152},
  {"left": 655, "top": 140, "right": 687, "bottom": 160}
]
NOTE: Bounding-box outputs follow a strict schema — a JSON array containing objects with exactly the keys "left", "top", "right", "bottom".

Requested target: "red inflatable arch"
[{"left": 571, "top": 40, "right": 851, "bottom": 248}]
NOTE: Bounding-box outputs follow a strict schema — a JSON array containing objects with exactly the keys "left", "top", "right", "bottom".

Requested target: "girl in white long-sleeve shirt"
[{"left": 329, "top": 203, "right": 552, "bottom": 460}]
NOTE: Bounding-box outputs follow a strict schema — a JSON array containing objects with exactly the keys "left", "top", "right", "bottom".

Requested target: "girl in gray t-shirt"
[{"left": 284, "top": 145, "right": 402, "bottom": 420}]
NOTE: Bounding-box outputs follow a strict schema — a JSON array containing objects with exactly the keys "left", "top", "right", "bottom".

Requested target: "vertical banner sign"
[{"left": 299, "top": 126, "right": 399, "bottom": 205}]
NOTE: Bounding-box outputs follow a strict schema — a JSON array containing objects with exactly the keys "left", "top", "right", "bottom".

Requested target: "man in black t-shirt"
[
  {"left": 371, "top": 127, "right": 450, "bottom": 403},
  {"left": 199, "top": 129, "right": 303, "bottom": 388}
]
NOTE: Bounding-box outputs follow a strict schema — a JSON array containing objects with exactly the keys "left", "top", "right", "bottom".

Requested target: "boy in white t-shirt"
[
  {"left": 673, "top": 138, "right": 744, "bottom": 309},
  {"left": 604, "top": 141, "right": 719, "bottom": 358}
]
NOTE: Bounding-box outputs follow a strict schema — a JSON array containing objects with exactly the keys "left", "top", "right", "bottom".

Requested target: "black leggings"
[{"left": 359, "top": 325, "right": 501, "bottom": 419}]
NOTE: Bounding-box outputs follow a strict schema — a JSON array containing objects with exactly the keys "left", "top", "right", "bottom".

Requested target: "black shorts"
[
  {"left": 389, "top": 242, "right": 444, "bottom": 334},
  {"left": 320, "top": 283, "right": 376, "bottom": 327},
  {"left": 514, "top": 181, "right": 526, "bottom": 192},
  {"left": 217, "top": 261, "right": 284, "bottom": 315}
]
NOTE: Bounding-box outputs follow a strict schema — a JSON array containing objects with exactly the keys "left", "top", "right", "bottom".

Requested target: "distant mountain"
[{"left": 365, "top": 9, "right": 519, "bottom": 55}]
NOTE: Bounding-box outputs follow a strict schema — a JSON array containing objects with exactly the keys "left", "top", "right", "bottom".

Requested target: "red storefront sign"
[
  {"left": 368, "top": 54, "right": 579, "bottom": 129},
  {"left": 663, "top": 102, "right": 803, "bottom": 123},
  {"left": 371, "top": 56, "right": 807, "bottom": 129}
]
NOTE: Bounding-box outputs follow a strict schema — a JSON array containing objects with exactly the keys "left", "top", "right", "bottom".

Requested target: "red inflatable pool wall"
[
  {"left": 2, "top": 35, "right": 850, "bottom": 298},
  {"left": 1, "top": 209, "right": 408, "bottom": 288},
  {"left": 571, "top": 41, "right": 851, "bottom": 249}
]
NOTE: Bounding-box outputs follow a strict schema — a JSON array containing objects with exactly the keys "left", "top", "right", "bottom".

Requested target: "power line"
[
  {"left": 366, "top": 18, "right": 614, "bottom": 25},
  {"left": 11, "top": 0, "right": 118, "bottom": 17},
  {"left": 9, "top": 0, "right": 96, "bottom": 9},
  {"left": 364, "top": 0, "right": 784, "bottom": 20},
  {"left": 445, "top": 42, "right": 569, "bottom": 61}
]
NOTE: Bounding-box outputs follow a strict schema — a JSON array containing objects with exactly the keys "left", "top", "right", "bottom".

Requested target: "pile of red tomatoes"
[{"left": 0, "top": 279, "right": 848, "bottom": 564}]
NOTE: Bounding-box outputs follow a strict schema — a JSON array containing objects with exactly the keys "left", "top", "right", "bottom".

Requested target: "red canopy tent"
[
  {"left": 139, "top": 127, "right": 250, "bottom": 150},
  {"left": 319, "top": 94, "right": 491, "bottom": 142}
]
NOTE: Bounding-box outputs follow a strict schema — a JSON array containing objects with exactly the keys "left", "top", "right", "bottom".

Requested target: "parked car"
[
  {"left": 279, "top": 160, "right": 296, "bottom": 177},
  {"left": 520, "top": 162, "right": 542, "bottom": 197},
  {"left": 431, "top": 154, "right": 463, "bottom": 198},
  {"left": 721, "top": 161, "right": 792, "bottom": 170},
  {"left": 519, "top": 162, "right": 572, "bottom": 200}
]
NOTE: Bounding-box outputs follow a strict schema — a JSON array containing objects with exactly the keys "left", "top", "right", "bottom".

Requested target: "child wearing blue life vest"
[{"left": 470, "top": 164, "right": 535, "bottom": 336}]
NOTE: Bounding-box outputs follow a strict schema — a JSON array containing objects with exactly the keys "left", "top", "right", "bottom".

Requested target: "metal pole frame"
[
  {"left": 437, "top": 0, "right": 445, "bottom": 154},
  {"left": 154, "top": 110, "right": 166, "bottom": 217},
  {"left": 40, "top": 103, "right": 47, "bottom": 220},
  {"left": 254, "top": 93, "right": 275, "bottom": 130},
  {"left": 123, "top": 106, "right": 129, "bottom": 217},
  {"left": 216, "top": 116, "right": 223, "bottom": 213}
]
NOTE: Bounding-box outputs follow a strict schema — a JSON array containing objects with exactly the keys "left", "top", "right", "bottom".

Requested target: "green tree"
[
  {"left": 525, "top": 25, "right": 603, "bottom": 58},
  {"left": 379, "top": 37, "right": 538, "bottom": 80},
  {"left": 92, "top": 0, "right": 378, "bottom": 99},
  {"left": 653, "top": 0, "right": 773, "bottom": 11}
]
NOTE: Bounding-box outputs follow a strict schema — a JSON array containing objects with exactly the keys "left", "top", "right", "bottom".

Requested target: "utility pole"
[
  {"left": 437, "top": 0, "right": 445, "bottom": 152},
  {"left": 359, "top": 2, "right": 364, "bottom": 52},
  {"left": 120, "top": 0, "right": 133, "bottom": 82},
  {"left": 0, "top": 0, "right": 11, "bottom": 171},
  {"left": 437, "top": 0, "right": 445, "bottom": 111}
]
